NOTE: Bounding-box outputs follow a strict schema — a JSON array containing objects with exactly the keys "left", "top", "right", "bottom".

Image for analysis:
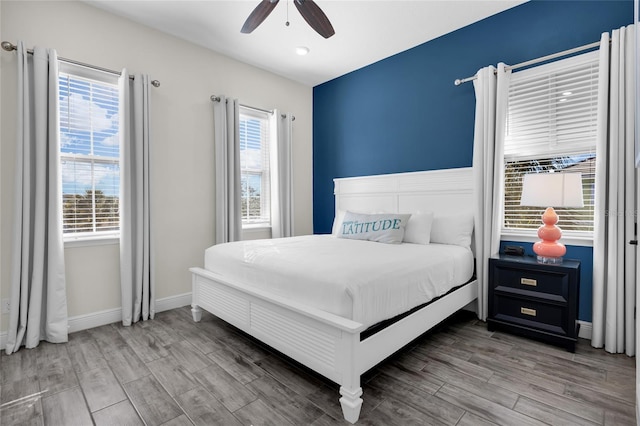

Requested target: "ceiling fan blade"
[
  {"left": 241, "top": 0, "right": 279, "bottom": 34},
  {"left": 294, "top": 0, "right": 335, "bottom": 39}
]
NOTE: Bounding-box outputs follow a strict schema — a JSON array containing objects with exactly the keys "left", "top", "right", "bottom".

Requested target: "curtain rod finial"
[
  {"left": 211, "top": 95, "right": 221, "bottom": 102},
  {"left": 1, "top": 41, "right": 16, "bottom": 52},
  {"left": 151, "top": 80, "right": 160, "bottom": 87}
]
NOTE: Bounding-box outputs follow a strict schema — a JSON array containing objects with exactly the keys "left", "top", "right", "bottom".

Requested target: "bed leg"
[
  {"left": 339, "top": 386, "right": 363, "bottom": 424},
  {"left": 191, "top": 304, "right": 202, "bottom": 322}
]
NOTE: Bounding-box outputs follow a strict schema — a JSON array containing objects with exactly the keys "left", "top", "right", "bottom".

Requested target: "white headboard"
[{"left": 334, "top": 167, "right": 474, "bottom": 218}]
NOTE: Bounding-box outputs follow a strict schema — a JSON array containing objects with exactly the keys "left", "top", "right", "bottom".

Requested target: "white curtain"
[
  {"left": 119, "top": 70, "right": 155, "bottom": 326},
  {"left": 270, "top": 111, "right": 294, "bottom": 238},
  {"left": 6, "top": 42, "right": 68, "bottom": 354},
  {"left": 472, "top": 63, "right": 511, "bottom": 321},
  {"left": 592, "top": 25, "right": 636, "bottom": 355},
  {"left": 213, "top": 96, "right": 242, "bottom": 244}
]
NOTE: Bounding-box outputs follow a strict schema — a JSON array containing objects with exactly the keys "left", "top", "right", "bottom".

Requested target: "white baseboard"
[
  {"left": 67, "top": 306, "right": 122, "bottom": 334},
  {"left": 0, "top": 292, "right": 192, "bottom": 348},
  {"left": 578, "top": 320, "right": 592, "bottom": 340},
  {"left": 155, "top": 292, "right": 192, "bottom": 314},
  {"left": 68, "top": 292, "right": 192, "bottom": 333}
]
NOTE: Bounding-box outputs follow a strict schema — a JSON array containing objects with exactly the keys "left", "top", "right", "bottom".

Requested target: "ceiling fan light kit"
[{"left": 241, "top": 0, "right": 335, "bottom": 39}]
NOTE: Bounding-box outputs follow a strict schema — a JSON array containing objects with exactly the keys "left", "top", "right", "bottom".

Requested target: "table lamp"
[{"left": 519, "top": 172, "right": 584, "bottom": 264}]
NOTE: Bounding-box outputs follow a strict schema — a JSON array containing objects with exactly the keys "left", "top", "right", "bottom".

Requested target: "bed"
[{"left": 190, "top": 167, "right": 478, "bottom": 423}]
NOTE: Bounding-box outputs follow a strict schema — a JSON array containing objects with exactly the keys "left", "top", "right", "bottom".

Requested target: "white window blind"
[
  {"left": 503, "top": 50, "right": 599, "bottom": 237},
  {"left": 239, "top": 108, "right": 271, "bottom": 226},
  {"left": 59, "top": 66, "right": 120, "bottom": 240}
]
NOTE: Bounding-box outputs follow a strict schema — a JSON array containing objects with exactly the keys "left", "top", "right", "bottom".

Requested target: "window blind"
[
  {"left": 59, "top": 70, "right": 120, "bottom": 237},
  {"left": 239, "top": 109, "right": 271, "bottom": 225},
  {"left": 502, "top": 50, "right": 599, "bottom": 236},
  {"left": 504, "top": 50, "right": 599, "bottom": 160}
]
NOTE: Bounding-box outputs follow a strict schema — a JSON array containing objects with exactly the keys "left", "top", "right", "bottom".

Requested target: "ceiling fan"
[{"left": 241, "top": 0, "right": 335, "bottom": 39}]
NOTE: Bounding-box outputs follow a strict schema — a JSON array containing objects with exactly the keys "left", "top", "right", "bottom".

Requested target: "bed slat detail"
[
  {"left": 251, "top": 303, "right": 338, "bottom": 375},
  {"left": 197, "top": 276, "right": 249, "bottom": 327}
]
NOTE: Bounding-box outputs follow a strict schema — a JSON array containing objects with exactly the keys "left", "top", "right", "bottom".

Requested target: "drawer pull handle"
[
  {"left": 521, "top": 278, "right": 537, "bottom": 286},
  {"left": 521, "top": 307, "right": 537, "bottom": 316}
]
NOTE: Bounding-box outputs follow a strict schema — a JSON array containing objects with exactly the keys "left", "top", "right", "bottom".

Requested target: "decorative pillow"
[
  {"left": 337, "top": 211, "right": 411, "bottom": 244},
  {"left": 403, "top": 211, "right": 435, "bottom": 245},
  {"left": 332, "top": 209, "right": 386, "bottom": 235},
  {"left": 430, "top": 214, "right": 474, "bottom": 248},
  {"left": 331, "top": 209, "right": 347, "bottom": 236}
]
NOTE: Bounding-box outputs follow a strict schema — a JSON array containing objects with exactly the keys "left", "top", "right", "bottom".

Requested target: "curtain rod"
[
  {"left": 453, "top": 40, "right": 602, "bottom": 86},
  {"left": 1, "top": 41, "right": 160, "bottom": 88},
  {"left": 210, "top": 95, "right": 272, "bottom": 115},
  {"left": 210, "top": 95, "right": 296, "bottom": 121}
]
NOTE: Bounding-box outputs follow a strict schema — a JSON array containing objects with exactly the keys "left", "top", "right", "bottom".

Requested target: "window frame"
[
  {"left": 500, "top": 50, "right": 599, "bottom": 247},
  {"left": 59, "top": 62, "right": 121, "bottom": 245},
  {"left": 239, "top": 107, "right": 272, "bottom": 229}
]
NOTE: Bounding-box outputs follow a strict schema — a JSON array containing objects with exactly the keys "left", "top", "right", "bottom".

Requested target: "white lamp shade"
[{"left": 520, "top": 172, "right": 584, "bottom": 208}]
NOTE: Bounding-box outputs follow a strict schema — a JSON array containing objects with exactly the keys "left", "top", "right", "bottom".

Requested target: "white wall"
[{"left": 0, "top": 1, "right": 313, "bottom": 331}]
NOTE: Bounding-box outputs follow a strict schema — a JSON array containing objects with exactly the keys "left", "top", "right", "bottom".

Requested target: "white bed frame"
[{"left": 190, "top": 167, "right": 478, "bottom": 423}]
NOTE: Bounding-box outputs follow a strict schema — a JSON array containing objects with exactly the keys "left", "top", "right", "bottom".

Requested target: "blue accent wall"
[{"left": 313, "top": 0, "right": 632, "bottom": 322}]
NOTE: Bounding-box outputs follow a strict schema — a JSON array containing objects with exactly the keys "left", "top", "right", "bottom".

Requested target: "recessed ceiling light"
[
  {"left": 296, "top": 46, "right": 310, "bottom": 56},
  {"left": 562, "top": 91, "right": 573, "bottom": 96}
]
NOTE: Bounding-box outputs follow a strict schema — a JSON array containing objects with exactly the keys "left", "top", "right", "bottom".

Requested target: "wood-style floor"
[{"left": 0, "top": 307, "right": 636, "bottom": 425}]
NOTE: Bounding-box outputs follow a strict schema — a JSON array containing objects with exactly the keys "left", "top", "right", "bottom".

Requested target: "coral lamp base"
[{"left": 533, "top": 207, "right": 566, "bottom": 264}]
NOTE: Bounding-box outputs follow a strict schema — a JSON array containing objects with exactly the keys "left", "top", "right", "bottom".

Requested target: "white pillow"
[
  {"left": 430, "top": 214, "right": 474, "bottom": 248},
  {"left": 337, "top": 211, "right": 411, "bottom": 244},
  {"left": 403, "top": 211, "right": 435, "bottom": 245}
]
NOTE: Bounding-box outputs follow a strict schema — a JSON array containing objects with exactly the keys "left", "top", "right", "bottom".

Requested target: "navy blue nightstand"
[{"left": 487, "top": 254, "right": 581, "bottom": 352}]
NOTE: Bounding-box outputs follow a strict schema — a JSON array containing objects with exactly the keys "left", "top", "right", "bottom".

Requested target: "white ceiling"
[{"left": 85, "top": 0, "right": 525, "bottom": 87}]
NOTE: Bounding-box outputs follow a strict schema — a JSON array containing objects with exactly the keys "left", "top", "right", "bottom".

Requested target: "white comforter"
[{"left": 204, "top": 235, "right": 474, "bottom": 328}]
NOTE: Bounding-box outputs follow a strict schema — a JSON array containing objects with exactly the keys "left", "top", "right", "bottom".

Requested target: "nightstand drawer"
[
  {"left": 492, "top": 265, "right": 569, "bottom": 297},
  {"left": 492, "top": 294, "right": 569, "bottom": 336}
]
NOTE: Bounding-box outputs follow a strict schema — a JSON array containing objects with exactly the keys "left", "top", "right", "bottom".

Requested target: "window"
[
  {"left": 239, "top": 108, "right": 271, "bottom": 227},
  {"left": 59, "top": 64, "right": 120, "bottom": 241},
  {"left": 502, "top": 50, "right": 599, "bottom": 239}
]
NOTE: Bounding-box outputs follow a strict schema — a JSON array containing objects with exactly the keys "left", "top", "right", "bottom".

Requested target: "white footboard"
[{"left": 190, "top": 267, "right": 365, "bottom": 422}]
